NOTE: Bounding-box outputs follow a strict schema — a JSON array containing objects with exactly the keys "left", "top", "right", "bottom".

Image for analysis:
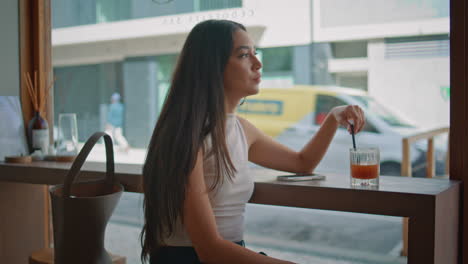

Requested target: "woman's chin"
[{"left": 247, "top": 85, "right": 260, "bottom": 96}]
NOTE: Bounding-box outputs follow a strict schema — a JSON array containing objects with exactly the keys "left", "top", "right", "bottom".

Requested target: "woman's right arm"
[{"left": 184, "top": 150, "right": 296, "bottom": 264}]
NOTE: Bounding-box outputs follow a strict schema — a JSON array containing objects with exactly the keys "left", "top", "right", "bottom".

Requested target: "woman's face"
[{"left": 223, "top": 29, "right": 262, "bottom": 100}]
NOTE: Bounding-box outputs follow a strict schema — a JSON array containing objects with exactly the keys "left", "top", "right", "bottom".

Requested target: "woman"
[{"left": 141, "top": 19, "right": 365, "bottom": 264}]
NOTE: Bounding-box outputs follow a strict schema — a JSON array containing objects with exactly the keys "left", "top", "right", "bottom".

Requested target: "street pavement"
[
  {"left": 86, "top": 145, "right": 407, "bottom": 264},
  {"left": 106, "top": 192, "right": 406, "bottom": 264}
]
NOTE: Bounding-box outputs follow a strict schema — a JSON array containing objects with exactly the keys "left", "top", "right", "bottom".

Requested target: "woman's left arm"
[{"left": 240, "top": 105, "right": 365, "bottom": 173}]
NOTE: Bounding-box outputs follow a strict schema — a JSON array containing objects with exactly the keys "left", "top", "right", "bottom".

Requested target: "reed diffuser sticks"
[{"left": 24, "top": 71, "right": 55, "bottom": 113}]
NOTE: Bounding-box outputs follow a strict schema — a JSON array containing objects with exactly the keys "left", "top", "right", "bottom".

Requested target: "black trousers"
[{"left": 150, "top": 241, "right": 266, "bottom": 264}]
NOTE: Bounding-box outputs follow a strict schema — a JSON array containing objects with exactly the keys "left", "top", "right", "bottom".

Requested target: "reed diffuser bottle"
[
  {"left": 25, "top": 71, "right": 53, "bottom": 154},
  {"left": 28, "top": 111, "right": 49, "bottom": 153}
]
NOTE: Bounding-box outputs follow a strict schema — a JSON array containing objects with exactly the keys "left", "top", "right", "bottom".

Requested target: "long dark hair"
[{"left": 140, "top": 20, "right": 246, "bottom": 263}]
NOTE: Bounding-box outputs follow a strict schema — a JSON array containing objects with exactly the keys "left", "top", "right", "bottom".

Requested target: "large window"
[{"left": 50, "top": 0, "right": 451, "bottom": 263}]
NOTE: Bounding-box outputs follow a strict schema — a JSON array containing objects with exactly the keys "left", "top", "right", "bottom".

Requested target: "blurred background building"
[{"left": 51, "top": 0, "right": 449, "bottom": 148}]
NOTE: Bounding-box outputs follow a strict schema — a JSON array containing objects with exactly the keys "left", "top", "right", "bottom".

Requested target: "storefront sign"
[{"left": 162, "top": 9, "right": 255, "bottom": 25}]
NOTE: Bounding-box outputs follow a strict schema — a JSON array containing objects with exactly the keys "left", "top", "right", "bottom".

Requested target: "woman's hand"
[{"left": 330, "top": 105, "right": 366, "bottom": 134}]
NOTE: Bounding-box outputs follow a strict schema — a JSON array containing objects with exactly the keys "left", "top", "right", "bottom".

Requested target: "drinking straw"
[{"left": 350, "top": 124, "right": 357, "bottom": 150}]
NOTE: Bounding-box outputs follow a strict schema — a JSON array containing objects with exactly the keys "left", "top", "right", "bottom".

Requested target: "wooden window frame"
[
  {"left": 450, "top": 0, "right": 468, "bottom": 263},
  {"left": 20, "top": 0, "right": 53, "bottom": 136},
  {"left": 19, "top": 0, "right": 468, "bottom": 262},
  {"left": 19, "top": 0, "right": 52, "bottom": 248}
]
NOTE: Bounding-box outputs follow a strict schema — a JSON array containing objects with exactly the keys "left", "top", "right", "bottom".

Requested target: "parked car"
[{"left": 237, "top": 85, "right": 446, "bottom": 177}]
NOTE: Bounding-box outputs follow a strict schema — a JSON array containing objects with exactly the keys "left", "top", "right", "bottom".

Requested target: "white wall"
[
  {"left": 312, "top": 0, "right": 449, "bottom": 42},
  {"left": 0, "top": 1, "right": 19, "bottom": 96},
  {"left": 368, "top": 40, "right": 450, "bottom": 129},
  {"left": 243, "top": 0, "right": 311, "bottom": 47}
]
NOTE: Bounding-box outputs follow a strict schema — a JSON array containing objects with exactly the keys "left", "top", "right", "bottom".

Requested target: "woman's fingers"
[
  {"left": 332, "top": 105, "right": 366, "bottom": 133},
  {"left": 346, "top": 105, "right": 365, "bottom": 134},
  {"left": 354, "top": 106, "right": 364, "bottom": 133},
  {"left": 358, "top": 107, "right": 366, "bottom": 132},
  {"left": 350, "top": 107, "right": 360, "bottom": 133}
]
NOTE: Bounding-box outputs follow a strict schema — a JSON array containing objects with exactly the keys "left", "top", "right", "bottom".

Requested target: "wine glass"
[{"left": 56, "top": 113, "right": 78, "bottom": 156}]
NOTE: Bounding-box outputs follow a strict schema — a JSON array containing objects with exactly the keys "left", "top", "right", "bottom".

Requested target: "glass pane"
[{"left": 51, "top": 0, "right": 450, "bottom": 263}]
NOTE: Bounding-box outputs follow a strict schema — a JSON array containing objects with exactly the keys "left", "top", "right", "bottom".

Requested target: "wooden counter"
[{"left": 0, "top": 161, "right": 460, "bottom": 263}]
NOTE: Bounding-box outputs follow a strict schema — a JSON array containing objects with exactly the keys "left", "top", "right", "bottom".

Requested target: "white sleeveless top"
[{"left": 163, "top": 114, "right": 254, "bottom": 246}]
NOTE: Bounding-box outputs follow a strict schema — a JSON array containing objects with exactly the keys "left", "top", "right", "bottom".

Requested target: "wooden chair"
[
  {"left": 29, "top": 248, "right": 126, "bottom": 264},
  {"left": 400, "top": 127, "right": 450, "bottom": 256}
]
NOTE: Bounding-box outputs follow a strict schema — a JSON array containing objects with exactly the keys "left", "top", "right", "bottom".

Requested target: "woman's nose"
[{"left": 253, "top": 56, "right": 262, "bottom": 70}]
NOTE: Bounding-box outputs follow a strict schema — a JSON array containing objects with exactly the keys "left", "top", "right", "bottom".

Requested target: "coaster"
[
  {"left": 45, "top": 155, "right": 76, "bottom": 162},
  {"left": 5, "top": 155, "right": 32, "bottom": 164},
  {"left": 55, "top": 155, "right": 76, "bottom": 162}
]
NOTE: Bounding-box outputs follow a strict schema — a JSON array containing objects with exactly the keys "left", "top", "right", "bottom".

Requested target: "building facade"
[{"left": 51, "top": 0, "right": 449, "bottom": 148}]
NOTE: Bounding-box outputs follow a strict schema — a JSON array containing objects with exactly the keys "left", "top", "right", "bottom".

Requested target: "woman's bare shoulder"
[{"left": 235, "top": 115, "right": 260, "bottom": 146}]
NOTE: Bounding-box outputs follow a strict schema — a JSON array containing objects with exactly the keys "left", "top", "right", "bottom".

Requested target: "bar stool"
[{"left": 29, "top": 248, "right": 126, "bottom": 264}]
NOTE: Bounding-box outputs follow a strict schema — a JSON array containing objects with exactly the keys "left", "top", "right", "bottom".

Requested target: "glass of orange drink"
[{"left": 350, "top": 147, "right": 380, "bottom": 186}]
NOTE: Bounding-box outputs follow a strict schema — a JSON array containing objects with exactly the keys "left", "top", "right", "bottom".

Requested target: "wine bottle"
[{"left": 28, "top": 111, "right": 49, "bottom": 154}]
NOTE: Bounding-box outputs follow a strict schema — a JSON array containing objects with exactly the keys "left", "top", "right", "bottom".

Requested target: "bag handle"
[{"left": 62, "top": 132, "right": 115, "bottom": 198}]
